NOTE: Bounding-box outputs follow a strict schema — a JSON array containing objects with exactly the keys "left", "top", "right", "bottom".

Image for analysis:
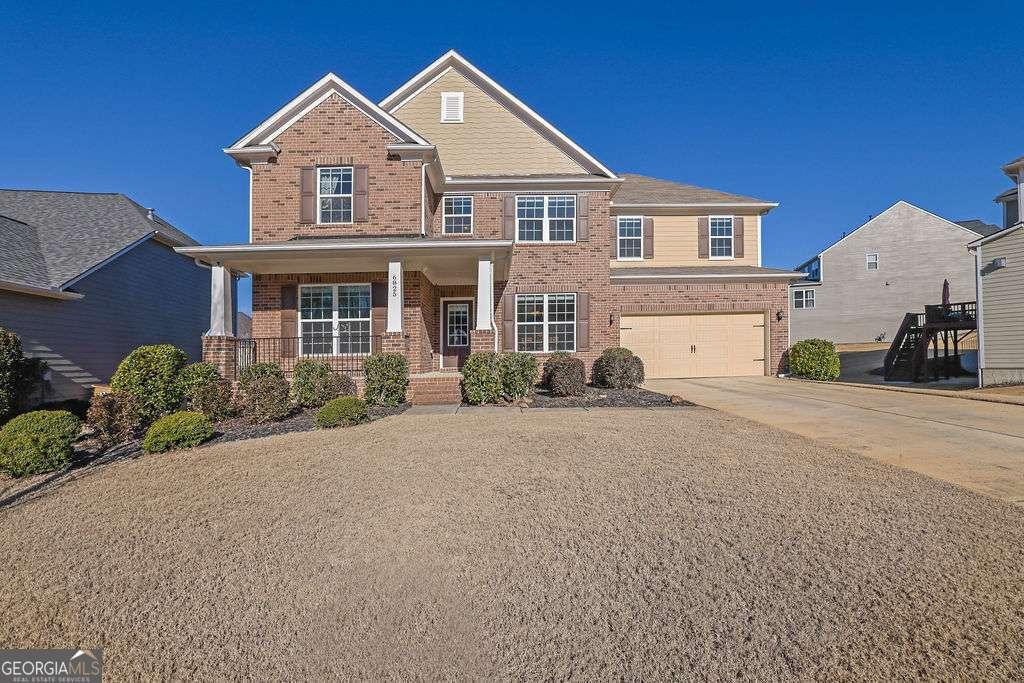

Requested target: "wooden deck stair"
[{"left": 884, "top": 302, "right": 977, "bottom": 382}]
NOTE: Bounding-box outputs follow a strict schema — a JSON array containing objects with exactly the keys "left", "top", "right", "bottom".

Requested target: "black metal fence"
[{"left": 233, "top": 335, "right": 381, "bottom": 378}]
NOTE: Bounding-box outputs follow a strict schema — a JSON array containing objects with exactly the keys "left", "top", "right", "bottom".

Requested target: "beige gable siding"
[
  {"left": 980, "top": 228, "right": 1024, "bottom": 381},
  {"left": 609, "top": 214, "right": 761, "bottom": 268},
  {"left": 390, "top": 68, "right": 587, "bottom": 176}
]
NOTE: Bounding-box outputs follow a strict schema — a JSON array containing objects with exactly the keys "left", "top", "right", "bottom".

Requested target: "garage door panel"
[{"left": 621, "top": 313, "right": 765, "bottom": 379}]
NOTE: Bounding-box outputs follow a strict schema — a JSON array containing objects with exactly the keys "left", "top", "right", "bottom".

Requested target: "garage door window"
[
  {"left": 793, "top": 289, "right": 815, "bottom": 309},
  {"left": 516, "top": 293, "right": 576, "bottom": 352}
]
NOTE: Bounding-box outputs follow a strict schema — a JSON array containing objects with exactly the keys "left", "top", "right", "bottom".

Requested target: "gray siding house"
[
  {"left": 790, "top": 201, "right": 998, "bottom": 344},
  {"left": 0, "top": 190, "right": 231, "bottom": 402}
]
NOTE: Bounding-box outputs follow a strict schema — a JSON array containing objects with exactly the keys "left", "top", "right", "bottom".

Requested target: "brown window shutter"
[
  {"left": 643, "top": 217, "right": 654, "bottom": 260},
  {"left": 353, "top": 165, "right": 369, "bottom": 222},
  {"left": 299, "top": 168, "right": 316, "bottom": 224},
  {"left": 371, "top": 282, "right": 387, "bottom": 352},
  {"left": 733, "top": 217, "right": 744, "bottom": 258},
  {"left": 502, "top": 196, "right": 516, "bottom": 240},
  {"left": 502, "top": 292, "right": 516, "bottom": 350},
  {"left": 576, "top": 194, "right": 589, "bottom": 241},
  {"left": 576, "top": 292, "right": 590, "bottom": 351},
  {"left": 280, "top": 284, "right": 298, "bottom": 358},
  {"left": 697, "top": 216, "right": 710, "bottom": 259},
  {"left": 610, "top": 218, "right": 618, "bottom": 258}
]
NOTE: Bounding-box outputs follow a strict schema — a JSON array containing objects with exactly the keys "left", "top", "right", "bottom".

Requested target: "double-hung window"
[
  {"left": 443, "top": 196, "right": 473, "bottom": 234},
  {"left": 617, "top": 216, "right": 643, "bottom": 259},
  {"left": 516, "top": 195, "right": 576, "bottom": 242},
  {"left": 793, "top": 289, "right": 815, "bottom": 309},
  {"left": 709, "top": 216, "right": 734, "bottom": 258},
  {"left": 318, "top": 167, "right": 353, "bottom": 224},
  {"left": 299, "top": 284, "right": 371, "bottom": 355},
  {"left": 515, "top": 293, "right": 576, "bottom": 352},
  {"left": 866, "top": 253, "right": 879, "bottom": 271}
]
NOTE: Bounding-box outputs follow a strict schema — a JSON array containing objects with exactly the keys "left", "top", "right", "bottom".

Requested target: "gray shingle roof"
[
  {"left": 955, "top": 219, "right": 1001, "bottom": 237},
  {"left": 0, "top": 190, "right": 198, "bottom": 291},
  {"left": 613, "top": 174, "right": 774, "bottom": 206}
]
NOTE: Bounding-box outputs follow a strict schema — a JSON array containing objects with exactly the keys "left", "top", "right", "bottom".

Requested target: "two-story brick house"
[{"left": 180, "top": 51, "right": 801, "bottom": 402}]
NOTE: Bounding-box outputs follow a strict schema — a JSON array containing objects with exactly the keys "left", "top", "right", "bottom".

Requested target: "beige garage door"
[{"left": 620, "top": 313, "right": 766, "bottom": 379}]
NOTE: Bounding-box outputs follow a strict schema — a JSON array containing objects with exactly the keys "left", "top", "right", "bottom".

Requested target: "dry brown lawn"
[{"left": 2, "top": 407, "right": 1023, "bottom": 680}]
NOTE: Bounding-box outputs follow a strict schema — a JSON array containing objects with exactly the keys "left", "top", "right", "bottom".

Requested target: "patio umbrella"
[{"left": 942, "top": 278, "right": 950, "bottom": 306}]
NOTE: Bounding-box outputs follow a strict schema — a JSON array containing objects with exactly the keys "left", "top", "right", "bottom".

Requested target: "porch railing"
[
  {"left": 924, "top": 301, "right": 977, "bottom": 325},
  {"left": 233, "top": 335, "right": 381, "bottom": 378}
]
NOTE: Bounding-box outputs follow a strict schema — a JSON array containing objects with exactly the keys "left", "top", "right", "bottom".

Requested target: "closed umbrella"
[{"left": 942, "top": 278, "right": 950, "bottom": 306}]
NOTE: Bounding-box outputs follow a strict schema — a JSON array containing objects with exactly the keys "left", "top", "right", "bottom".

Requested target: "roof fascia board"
[
  {"left": 442, "top": 176, "right": 621, "bottom": 192},
  {"left": 967, "top": 222, "right": 1024, "bottom": 248},
  {"left": 611, "top": 272, "right": 804, "bottom": 280},
  {"left": 611, "top": 202, "right": 779, "bottom": 208},
  {"left": 0, "top": 279, "right": 85, "bottom": 300},
  {"left": 176, "top": 238, "right": 515, "bottom": 261}
]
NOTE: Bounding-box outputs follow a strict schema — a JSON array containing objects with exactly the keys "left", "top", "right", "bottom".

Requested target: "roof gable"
[
  {"left": 381, "top": 50, "right": 615, "bottom": 178},
  {"left": 613, "top": 174, "right": 775, "bottom": 207}
]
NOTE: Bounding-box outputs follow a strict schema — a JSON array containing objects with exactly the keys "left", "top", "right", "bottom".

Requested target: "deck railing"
[
  {"left": 924, "top": 301, "right": 977, "bottom": 325},
  {"left": 233, "top": 335, "right": 381, "bottom": 378}
]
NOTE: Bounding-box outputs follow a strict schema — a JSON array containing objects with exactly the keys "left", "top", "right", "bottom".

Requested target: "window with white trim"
[
  {"left": 515, "top": 293, "right": 576, "bottom": 352},
  {"left": 617, "top": 216, "right": 643, "bottom": 259},
  {"left": 710, "top": 216, "right": 734, "bottom": 258},
  {"left": 443, "top": 196, "right": 473, "bottom": 234},
  {"left": 440, "top": 91, "right": 464, "bottom": 123},
  {"left": 793, "top": 289, "right": 815, "bottom": 309},
  {"left": 318, "top": 167, "right": 353, "bottom": 224},
  {"left": 866, "top": 253, "right": 879, "bottom": 271},
  {"left": 299, "top": 284, "right": 371, "bottom": 355},
  {"left": 516, "top": 195, "right": 576, "bottom": 242}
]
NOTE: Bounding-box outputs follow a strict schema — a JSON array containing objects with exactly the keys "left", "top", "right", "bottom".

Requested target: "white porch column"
[
  {"left": 476, "top": 256, "right": 494, "bottom": 330},
  {"left": 387, "top": 258, "right": 403, "bottom": 332},
  {"left": 207, "top": 264, "right": 234, "bottom": 336}
]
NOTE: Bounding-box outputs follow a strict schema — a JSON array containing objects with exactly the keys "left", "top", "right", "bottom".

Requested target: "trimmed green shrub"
[
  {"left": 315, "top": 396, "right": 369, "bottom": 428},
  {"left": 592, "top": 347, "right": 646, "bottom": 390},
  {"left": 291, "top": 359, "right": 355, "bottom": 408},
  {"left": 86, "top": 391, "right": 143, "bottom": 445},
  {"left": 177, "top": 362, "right": 233, "bottom": 420},
  {"left": 462, "top": 352, "right": 502, "bottom": 405},
  {"left": 363, "top": 353, "right": 409, "bottom": 407},
  {"left": 110, "top": 344, "right": 189, "bottom": 423},
  {"left": 498, "top": 352, "right": 538, "bottom": 400},
  {"left": 142, "top": 411, "right": 214, "bottom": 454},
  {"left": 788, "top": 339, "right": 841, "bottom": 381},
  {"left": 0, "top": 327, "right": 46, "bottom": 421},
  {"left": 0, "top": 410, "right": 81, "bottom": 477},
  {"left": 236, "top": 363, "right": 293, "bottom": 423},
  {"left": 544, "top": 353, "right": 586, "bottom": 397}
]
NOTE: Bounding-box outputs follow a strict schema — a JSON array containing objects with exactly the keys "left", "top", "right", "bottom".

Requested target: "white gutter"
[
  {"left": 0, "top": 280, "right": 84, "bottom": 300},
  {"left": 421, "top": 161, "right": 428, "bottom": 236},
  {"left": 176, "top": 239, "right": 513, "bottom": 257},
  {"left": 611, "top": 202, "right": 779, "bottom": 209}
]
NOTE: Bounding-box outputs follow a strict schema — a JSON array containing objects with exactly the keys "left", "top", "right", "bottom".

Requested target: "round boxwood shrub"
[
  {"left": 462, "top": 352, "right": 502, "bottom": 405},
  {"left": 142, "top": 411, "right": 214, "bottom": 454},
  {"left": 291, "top": 359, "right": 355, "bottom": 408},
  {"left": 543, "top": 353, "right": 586, "bottom": 397},
  {"left": 315, "top": 396, "right": 369, "bottom": 428},
  {"left": 788, "top": 339, "right": 841, "bottom": 381},
  {"left": 236, "top": 363, "right": 293, "bottom": 423},
  {"left": 592, "top": 347, "right": 646, "bottom": 390},
  {"left": 363, "top": 353, "right": 409, "bottom": 407},
  {"left": 177, "top": 362, "right": 233, "bottom": 420},
  {"left": 86, "top": 391, "right": 143, "bottom": 446},
  {"left": 0, "top": 410, "right": 81, "bottom": 477},
  {"left": 498, "top": 352, "right": 538, "bottom": 400},
  {"left": 110, "top": 344, "right": 189, "bottom": 423}
]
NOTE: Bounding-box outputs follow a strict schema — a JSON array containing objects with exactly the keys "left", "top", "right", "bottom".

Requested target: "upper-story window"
[
  {"left": 710, "top": 216, "right": 734, "bottom": 258},
  {"left": 617, "top": 216, "right": 643, "bottom": 259},
  {"left": 866, "top": 253, "right": 879, "bottom": 271},
  {"left": 318, "top": 167, "right": 353, "bottom": 224},
  {"left": 516, "top": 195, "right": 576, "bottom": 243},
  {"left": 440, "top": 92, "right": 464, "bottom": 123},
  {"left": 443, "top": 196, "right": 473, "bottom": 234},
  {"left": 793, "top": 289, "right": 815, "bottom": 309}
]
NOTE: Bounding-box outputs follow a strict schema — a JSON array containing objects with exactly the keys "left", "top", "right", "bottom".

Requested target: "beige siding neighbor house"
[{"left": 790, "top": 201, "right": 997, "bottom": 344}]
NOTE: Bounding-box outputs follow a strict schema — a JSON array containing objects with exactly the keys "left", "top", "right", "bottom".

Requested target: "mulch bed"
[
  {"left": 206, "top": 404, "right": 408, "bottom": 446},
  {"left": 526, "top": 386, "right": 691, "bottom": 409}
]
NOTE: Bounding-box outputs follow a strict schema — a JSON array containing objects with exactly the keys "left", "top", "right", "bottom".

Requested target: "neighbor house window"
[
  {"left": 440, "top": 91, "right": 464, "bottom": 123},
  {"left": 299, "top": 284, "right": 371, "bottom": 355},
  {"left": 443, "top": 196, "right": 473, "bottom": 234},
  {"left": 515, "top": 293, "right": 576, "bottom": 352},
  {"left": 318, "top": 167, "right": 353, "bottom": 224},
  {"left": 710, "top": 216, "right": 734, "bottom": 258},
  {"left": 793, "top": 289, "right": 815, "bottom": 309},
  {"left": 866, "top": 253, "right": 879, "bottom": 271},
  {"left": 516, "top": 195, "right": 576, "bottom": 242},
  {"left": 617, "top": 216, "right": 643, "bottom": 259}
]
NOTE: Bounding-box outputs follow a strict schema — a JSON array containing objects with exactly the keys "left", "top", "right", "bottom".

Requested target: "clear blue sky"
[{"left": 2, "top": 1, "right": 1019, "bottom": 312}]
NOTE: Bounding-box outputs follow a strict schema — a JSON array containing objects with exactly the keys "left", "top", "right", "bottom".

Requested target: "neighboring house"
[
  {"left": 0, "top": 190, "right": 227, "bottom": 402},
  {"left": 237, "top": 311, "right": 253, "bottom": 338},
  {"left": 790, "top": 201, "right": 999, "bottom": 344},
  {"left": 967, "top": 155, "right": 1024, "bottom": 386},
  {"left": 179, "top": 50, "right": 801, "bottom": 402}
]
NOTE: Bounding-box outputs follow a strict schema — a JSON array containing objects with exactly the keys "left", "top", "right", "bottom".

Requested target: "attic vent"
[{"left": 440, "top": 91, "right": 464, "bottom": 123}]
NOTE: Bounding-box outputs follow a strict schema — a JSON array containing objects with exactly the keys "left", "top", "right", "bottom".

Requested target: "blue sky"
[{"left": 2, "top": 1, "right": 1019, "bottom": 312}]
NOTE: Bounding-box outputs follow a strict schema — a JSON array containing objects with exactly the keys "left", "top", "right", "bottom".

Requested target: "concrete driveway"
[{"left": 646, "top": 376, "right": 1024, "bottom": 505}]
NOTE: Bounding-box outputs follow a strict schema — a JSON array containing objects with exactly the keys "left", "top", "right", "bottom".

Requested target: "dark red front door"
[{"left": 442, "top": 300, "right": 472, "bottom": 369}]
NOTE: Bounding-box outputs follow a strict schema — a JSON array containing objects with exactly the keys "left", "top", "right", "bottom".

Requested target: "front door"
[{"left": 442, "top": 300, "right": 473, "bottom": 369}]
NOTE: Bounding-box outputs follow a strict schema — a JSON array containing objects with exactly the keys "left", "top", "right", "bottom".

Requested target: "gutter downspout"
[
  {"left": 247, "top": 166, "right": 254, "bottom": 243},
  {"left": 421, "top": 162, "right": 429, "bottom": 237},
  {"left": 491, "top": 253, "right": 499, "bottom": 352},
  {"left": 974, "top": 245, "right": 986, "bottom": 388}
]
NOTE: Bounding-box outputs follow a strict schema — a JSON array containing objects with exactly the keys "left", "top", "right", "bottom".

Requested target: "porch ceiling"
[{"left": 176, "top": 238, "right": 513, "bottom": 284}]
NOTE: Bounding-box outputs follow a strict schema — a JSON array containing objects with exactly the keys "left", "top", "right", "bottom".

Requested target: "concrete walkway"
[{"left": 646, "top": 376, "right": 1024, "bottom": 505}]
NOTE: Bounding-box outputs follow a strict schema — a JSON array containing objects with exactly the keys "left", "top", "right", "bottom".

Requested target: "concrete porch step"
[{"left": 408, "top": 372, "right": 463, "bottom": 405}]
